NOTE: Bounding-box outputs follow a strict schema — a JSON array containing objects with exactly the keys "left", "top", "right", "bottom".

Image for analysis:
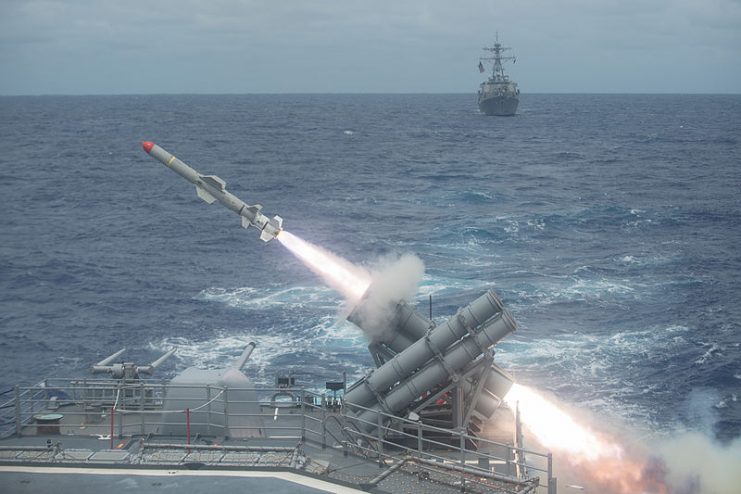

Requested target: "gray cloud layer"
[{"left": 1, "top": 0, "right": 739, "bottom": 94}]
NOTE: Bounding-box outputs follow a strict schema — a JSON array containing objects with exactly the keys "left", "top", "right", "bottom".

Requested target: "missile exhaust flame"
[
  {"left": 503, "top": 384, "right": 668, "bottom": 493},
  {"left": 504, "top": 383, "right": 624, "bottom": 461},
  {"left": 277, "top": 231, "right": 371, "bottom": 303}
]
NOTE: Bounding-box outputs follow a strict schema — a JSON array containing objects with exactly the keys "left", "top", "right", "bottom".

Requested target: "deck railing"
[{"left": 0, "top": 379, "right": 556, "bottom": 493}]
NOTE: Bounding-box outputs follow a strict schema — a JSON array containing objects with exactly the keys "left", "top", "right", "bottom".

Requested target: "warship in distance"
[{"left": 477, "top": 35, "right": 520, "bottom": 116}]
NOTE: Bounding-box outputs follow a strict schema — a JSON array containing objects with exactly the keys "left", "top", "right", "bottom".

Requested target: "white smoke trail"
[
  {"left": 657, "top": 433, "right": 741, "bottom": 494},
  {"left": 350, "top": 253, "right": 425, "bottom": 338},
  {"left": 276, "top": 231, "right": 425, "bottom": 338},
  {"left": 277, "top": 231, "right": 371, "bottom": 303}
]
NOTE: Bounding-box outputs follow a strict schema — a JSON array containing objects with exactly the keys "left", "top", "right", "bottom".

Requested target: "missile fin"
[
  {"left": 260, "top": 229, "right": 274, "bottom": 242},
  {"left": 200, "top": 175, "right": 226, "bottom": 191},
  {"left": 240, "top": 216, "right": 251, "bottom": 229},
  {"left": 196, "top": 185, "right": 217, "bottom": 204}
]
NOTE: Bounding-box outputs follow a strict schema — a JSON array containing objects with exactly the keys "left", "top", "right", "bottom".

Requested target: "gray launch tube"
[
  {"left": 472, "top": 363, "right": 515, "bottom": 417},
  {"left": 348, "top": 296, "right": 435, "bottom": 353},
  {"left": 354, "top": 310, "right": 517, "bottom": 428},
  {"left": 344, "top": 289, "right": 505, "bottom": 410}
]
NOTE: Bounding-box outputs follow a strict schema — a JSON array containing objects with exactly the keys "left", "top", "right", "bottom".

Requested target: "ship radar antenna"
[{"left": 480, "top": 34, "right": 516, "bottom": 83}]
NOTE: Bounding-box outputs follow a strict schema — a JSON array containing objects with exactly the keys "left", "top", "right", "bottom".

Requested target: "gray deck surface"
[
  {"left": 0, "top": 467, "right": 364, "bottom": 494},
  {"left": 1, "top": 389, "right": 534, "bottom": 494}
]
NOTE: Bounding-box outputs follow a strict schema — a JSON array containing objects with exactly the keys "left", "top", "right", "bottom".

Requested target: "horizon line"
[{"left": 1, "top": 91, "right": 740, "bottom": 97}]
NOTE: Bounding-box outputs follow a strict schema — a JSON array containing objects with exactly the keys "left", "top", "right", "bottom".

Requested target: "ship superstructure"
[{"left": 478, "top": 35, "right": 520, "bottom": 116}]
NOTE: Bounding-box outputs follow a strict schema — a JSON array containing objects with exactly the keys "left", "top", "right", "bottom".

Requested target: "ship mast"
[{"left": 480, "top": 33, "right": 516, "bottom": 83}]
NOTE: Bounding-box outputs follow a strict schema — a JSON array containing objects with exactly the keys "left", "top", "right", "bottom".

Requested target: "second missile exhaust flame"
[
  {"left": 503, "top": 384, "right": 668, "bottom": 493},
  {"left": 504, "top": 384, "right": 624, "bottom": 461}
]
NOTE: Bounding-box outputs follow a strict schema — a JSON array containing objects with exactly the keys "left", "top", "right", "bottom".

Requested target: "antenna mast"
[{"left": 480, "top": 32, "right": 516, "bottom": 83}]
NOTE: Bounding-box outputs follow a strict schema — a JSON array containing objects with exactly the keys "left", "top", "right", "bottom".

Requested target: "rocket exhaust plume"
[
  {"left": 504, "top": 384, "right": 624, "bottom": 461},
  {"left": 277, "top": 231, "right": 371, "bottom": 303},
  {"left": 503, "top": 384, "right": 668, "bottom": 493}
]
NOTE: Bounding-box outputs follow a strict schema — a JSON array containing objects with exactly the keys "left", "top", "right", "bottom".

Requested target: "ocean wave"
[
  {"left": 3, "top": 93, "right": 740, "bottom": 441},
  {"left": 494, "top": 321, "right": 716, "bottom": 433},
  {"left": 197, "top": 285, "right": 340, "bottom": 310},
  {"left": 694, "top": 343, "right": 723, "bottom": 365},
  {"left": 458, "top": 190, "right": 496, "bottom": 203},
  {"left": 509, "top": 276, "right": 638, "bottom": 308},
  {"left": 154, "top": 321, "right": 371, "bottom": 387}
]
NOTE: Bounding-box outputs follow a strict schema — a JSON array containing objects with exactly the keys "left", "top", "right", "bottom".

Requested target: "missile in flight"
[{"left": 142, "top": 141, "right": 283, "bottom": 242}]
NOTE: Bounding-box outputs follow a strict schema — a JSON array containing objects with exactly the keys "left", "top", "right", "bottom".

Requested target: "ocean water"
[{"left": 1, "top": 94, "right": 739, "bottom": 443}]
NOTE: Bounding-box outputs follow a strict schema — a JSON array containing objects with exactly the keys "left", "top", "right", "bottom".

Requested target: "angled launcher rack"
[{"left": 344, "top": 285, "right": 517, "bottom": 441}]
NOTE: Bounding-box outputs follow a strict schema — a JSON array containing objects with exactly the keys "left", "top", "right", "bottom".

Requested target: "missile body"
[{"left": 142, "top": 141, "right": 282, "bottom": 241}]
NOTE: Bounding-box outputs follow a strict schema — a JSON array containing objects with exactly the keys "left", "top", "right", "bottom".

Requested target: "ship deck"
[{"left": 0, "top": 379, "right": 555, "bottom": 493}]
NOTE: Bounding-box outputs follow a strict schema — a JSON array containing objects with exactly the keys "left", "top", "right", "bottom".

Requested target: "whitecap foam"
[
  {"left": 197, "top": 285, "right": 340, "bottom": 310},
  {"left": 495, "top": 322, "right": 709, "bottom": 434},
  {"left": 467, "top": 191, "right": 494, "bottom": 201},
  {"left": 523, "top": 277, "right": 638, "bottom": 308},
  {"left": 617, "top": 252, "right": 674, "bottom": 267},
  {"left": 503, "top": 220, "right": 520, "bottom": 233},
  {"left": 526, "top": 218, "right": 546, "bottom": 231},
  {"left": 417, "top": 275, "right": 490, "bottom": 297},
  {"left": 152, "top": 320, "right": 369, "bottom": 387},
  {"left": 694, "top": 343, "right": 722, "bottom": 365}
]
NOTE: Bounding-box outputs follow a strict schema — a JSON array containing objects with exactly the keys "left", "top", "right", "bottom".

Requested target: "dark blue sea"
[{"left": 1, "top": 94, "right": 739, "bottom": 444}]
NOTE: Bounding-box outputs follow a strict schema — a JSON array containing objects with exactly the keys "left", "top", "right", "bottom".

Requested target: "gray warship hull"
[
  {"left": 478, "top": 95, "right": 519, "bottom": 117},
  {"left": 477, "top": 36, "right": 520, "bottom": 117}
]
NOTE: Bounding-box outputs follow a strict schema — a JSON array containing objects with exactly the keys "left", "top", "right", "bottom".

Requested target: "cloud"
[{"left": 0, "top": 0, "right": 739, "bottom": 94}]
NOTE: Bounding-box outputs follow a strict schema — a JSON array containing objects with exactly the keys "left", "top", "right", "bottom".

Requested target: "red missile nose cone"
[{"left": 142, "top": 141, "right": 155, "bottom": 154}]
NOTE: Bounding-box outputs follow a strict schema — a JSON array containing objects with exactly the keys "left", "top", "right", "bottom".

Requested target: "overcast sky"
[{"left": 1, "top": 0, "right": 739, "bottom": 95}]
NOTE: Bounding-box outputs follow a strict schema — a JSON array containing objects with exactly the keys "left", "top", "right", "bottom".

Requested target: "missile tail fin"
[
  {"left": 200, "top": 175, "right": 226, "bottom": 191},
  {"left": 258, "top": 215, "right": 283, "bottom": 242},
  {"left": 196, "top": 185, "right": 217, "bottom": 204}
]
